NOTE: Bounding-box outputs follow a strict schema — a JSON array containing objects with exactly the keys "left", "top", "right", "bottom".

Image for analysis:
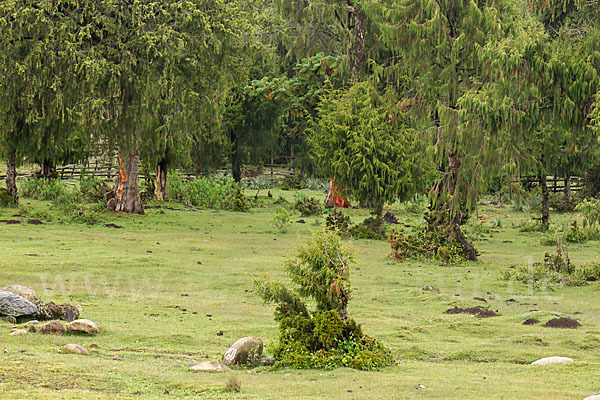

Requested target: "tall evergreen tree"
[{"left": 369, "top": 0, "right": 519, "bottom": 260}]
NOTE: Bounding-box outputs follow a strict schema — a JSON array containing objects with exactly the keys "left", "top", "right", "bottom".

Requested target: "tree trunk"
[
  {"left": 231, "top": 131, "right": 242, "bottom": 183},
  {"left": 540, "top": 172, "right": 549, "bottom": 231},
  {"left": 375, "top": 204, "right": 384, "bottom": 226},
  {"left": 6, "top": 150, "right": 18, "bottom": 204},
  {"left": 115, "top": 150, "right": 144, "bottom": 214},
  {"left": 155, "top": 158, "right": 168, "bottom": 201},
  {"left": 348, "top": 5, "right": 366, "bottom": 81},
  {"left": 564, "top": 174, "right": 572, "bottom": 204},
  {"left": 447, "top": 152, "right": 477, "bottom": 261},
  {"left": 40, "top": 159, "right": 56, "bottom": 180}
]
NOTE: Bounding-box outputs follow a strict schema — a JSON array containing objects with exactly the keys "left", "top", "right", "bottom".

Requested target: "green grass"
[{"left": 1, "top": 189, "right": 600, "bottom": 399}]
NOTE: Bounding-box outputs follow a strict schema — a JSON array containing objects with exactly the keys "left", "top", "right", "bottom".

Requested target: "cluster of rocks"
[
  {"left": 1, "top": 285, "right": 99, "bottom": 339},
  {"left": 1, "top": 285, "right": 82, "bottom": 323},
  {"left": 190, "top": 336, "right": 275, "bottom": 372}
]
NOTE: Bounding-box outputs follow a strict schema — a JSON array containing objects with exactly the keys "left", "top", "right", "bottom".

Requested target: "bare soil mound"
[
  {"left": 544, "top": 317, "right": 581, "bottom": 329},
  {"left": 523, "top": 318, "right": 540, "bottom": 325}
]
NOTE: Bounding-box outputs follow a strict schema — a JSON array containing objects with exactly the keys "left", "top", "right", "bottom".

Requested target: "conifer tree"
[
  {"left": 310, "top": 81, "right": 427, "bottom": 222},
  {"left": 369, "top": 0, "right": 518, "bottom": 260}
]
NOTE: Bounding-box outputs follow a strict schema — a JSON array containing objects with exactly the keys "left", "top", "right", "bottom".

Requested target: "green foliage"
[
  {"left": 271, "top": 207, "right": 292, "bottom": 232},
  {"left": 78, "top": 177, "right": 110, "bottom": 204},
  {"left": 294, "top": 194, "right": 322, "bottom": 217},
  {"left": 255, "top": 230, "right": 391, "bottom": 370},
  {"left": 389, "top": 225, "right": 471, "bottom": 263},
  {"left": 245, "top": 177, "right": 275, "bottom": 190},
  {"left": 0, "top": 188, "right": 15, "bottom": 207},
  {"left": 280, "top": 174, "right": 306, "bottom": 191},
  {"left": 310, "top": 81, "right": 426, "bottom": 216},
  {"left": 325, "top": 209, "right": 351, "bottom": 235},
  {"left": 549, "top": 193, "right": 578, "bottom": 212},
  {"left": 565, "top": 221, "right": 587, "bottom": 243},
  {"left": 516, "top": 219, "right": 545, "bottom": 233},
  {"left": 502, "top": 241, "right": 598, "bottom": 288},
  {"left": 349, "top": 218, "right": 387, "bottom": 240},
  {"left": 576, "top": 198, "right": 600, "bottom": 229},
  {"left": 20, "top": 177, "right": 68, "bottom": 201},
  {"left": 168, "top": 173, "right": 249, "bottom": 211},
  {"left": 305, "top": 178, "right": 329, "bottom": 193}
]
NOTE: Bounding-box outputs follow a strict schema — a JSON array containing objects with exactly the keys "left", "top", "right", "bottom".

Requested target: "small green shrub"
[
  {"left": 515, "top": 219, "right": 545, "bottom": 233},
  {"left": 78, "top": 176, "right": 110, "bottom": 203},
  {"left": 273, "top": 195, "right": 291, "bottom": 206},
  {"left": 246, "top": 177, "right": 274, "bottom": 190},
  {"left": 255, "top": 230, "right": 392, "bottom": 371},
  {"left": 565, "top": 221, "right": 587, "bottom": 243},
  {"left": 271, "top": 207, "right": 292, "bottom": 232},
  {"left": 294, "top": 194, "right": 322, "bottom": 217},
  {"left": 325, "top": 208, "right": 351, "bottom": 235},
  {"left": 502, "top": 242, "right": 593, "bottom": 288},
  {"left": 280, "top": 174, "right": 306, "bottom": 191},
  {"left": 349, "top": 217, "right": 386, "bottom": 240},
  {"left": 549, "top": 193, "right": 577, "bottom": 212},
  {"left": 306, "top": 177, "right": 329, "bottom": 193},
  {"left": 388, "top": 228, "right": 470, "bottom": 263},
  {"left": 0, "top": 188, "right": 15, "bottom": 207},
  {"left": 20, "top": 177, "right": 68, "bottom": 201},
  {"left": 168, "top": 173, "right": 249, "bottom": 211}
]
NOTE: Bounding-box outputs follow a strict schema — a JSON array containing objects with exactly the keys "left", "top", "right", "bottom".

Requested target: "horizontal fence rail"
[{"left": 0, "top": 155, "right": 302, "bottom": 183}]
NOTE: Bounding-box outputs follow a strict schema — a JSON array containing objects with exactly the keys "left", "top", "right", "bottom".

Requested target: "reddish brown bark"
[{"left": 115, "top": 150, "right": 144, "bottom": 214}]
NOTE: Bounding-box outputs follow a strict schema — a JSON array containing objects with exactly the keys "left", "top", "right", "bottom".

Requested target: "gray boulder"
[
  {"left": 2, "top": 285, "right": 41, "bottom": 303},
  {"left": 0, "top": 290, "right": 38, "bottom": 317},
  {"left": 223, "top": 336, "right": 263, "bottom": 366}
]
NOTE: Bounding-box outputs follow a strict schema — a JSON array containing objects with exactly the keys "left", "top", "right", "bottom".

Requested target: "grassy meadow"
[{"left": 1, "top": 187, "right": 600, "bottom": 399}]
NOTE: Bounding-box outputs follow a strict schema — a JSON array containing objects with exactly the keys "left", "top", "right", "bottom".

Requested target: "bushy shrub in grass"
[
  {"left": 294, "top": 193, "right": 322, "bottom": 217},
  {"left": 0, "top": 188, "right": 14, "bottom": 207},
  {"left": 502, "top": 241, "right": 598, "bottom": 288},
  {"left": 255, "top": 230, "right": 392, "bottom": 370},
  {"left": 20, "top": 177, "right": 68, "bottom": 201},
  {"left": 168, "top": 172, "right": 249, "bottom": 211}
]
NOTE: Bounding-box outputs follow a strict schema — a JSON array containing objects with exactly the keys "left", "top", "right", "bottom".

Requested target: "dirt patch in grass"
[
  {"left": 445, "top": 305, "right": 500, "bottom": 318},
  {"left": 27, "top": 219, "right": 43, "bottom": 225},
  {"left": 544, "top": 317, "right": 582, "bottom": 329},
  {"left": 104, "top": 223, "right": 123, "bottom": 229},
  {"left": 523, "top": 318, "right": 540, "bottom": 325},
  {"left": 0, "top": 220, "right": 21, "bottom": 224}
]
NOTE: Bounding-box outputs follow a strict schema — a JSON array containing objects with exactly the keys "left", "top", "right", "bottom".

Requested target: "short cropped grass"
[{"left": 0, "top": 188, "right": 599, "bottom": 399}]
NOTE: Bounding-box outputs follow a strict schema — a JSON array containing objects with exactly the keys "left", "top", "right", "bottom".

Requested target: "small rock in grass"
[
  {"left": 583, "top": 395, "right": 600, "bottom": 400},
  {"left": 422, "top": 285, "right": 440, "bottom": 293},
  {"left": 2, "top": 316, "right": 17, "bottom": 324},
  {"left": 190, "top": 361, "right": 230, "bottom": 372},
  {"left": 37, "top": 321, "right": 65, "bottom": 335},
  {"left": 223, "top": 337, "right": 263, "bottom": 366},
  {"left": 2, "top": 285, "right": 41, "bottom": 303},
  {"left": 531, "top": 356, "right": 573, "bottom": 365},
  {"left": 9, "top": 329, "right": 26, "bottom": 336},
  {"left": 258, "top": 356, "right": 276, "bottom": 366},
  {"left": 67, "top": 319, "right": 99, "bottom": 335},
  {"left": 63, "top": 344, "right": 90, "bottom": 355}
]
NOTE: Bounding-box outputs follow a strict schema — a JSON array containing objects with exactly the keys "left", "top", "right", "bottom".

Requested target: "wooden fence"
[
  {"left": 521, "top": 175, "right": 583, "bottom": 193},
  {"left": 0, "top": 155, "right": 299, "bottom": 183}
]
